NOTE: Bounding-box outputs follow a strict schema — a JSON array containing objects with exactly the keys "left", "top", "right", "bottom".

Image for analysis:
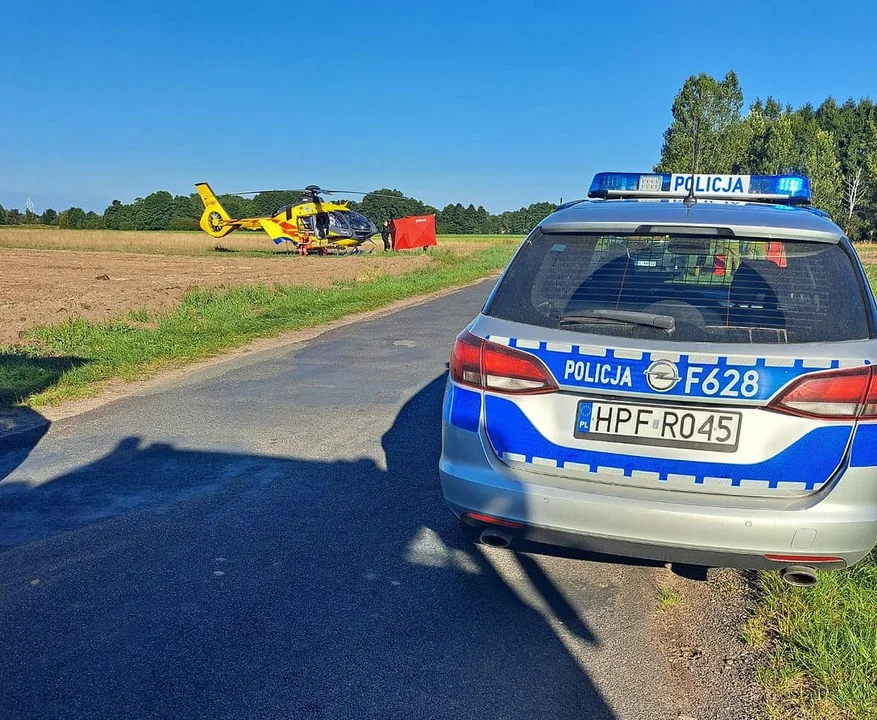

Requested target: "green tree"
[
  {"left": 217, "top": 193, "right": 255, "bottom": 219},
  {"left": 795, "top": 126, "right": 842, "bottom": 219},
  {"left": 168, "top": 217, "right": 200, "bottom": 231},
  {"left": 64, "top": 207, "right": 87, "bottom": 229},
  {"left": 103, "top": 199, "right": 136, "bottom": 230},
  {"left": 437, "top": 203, "right": 464, "bottom": 234},
  {"left": 167, "top": 194, "right": 201, "bottom": 231},
  {"left": 762, "top": 113, "right": 795, "bottom": 173},
  {"left": 358, "top": 189, "right": 431, "bottom": 226},
  {"left": 250, "top": 191, "right": 299, "bottom": 217},
  {"left": 6, "top": 208, "right": 23, "bottom": 225},
  {"left": 475, "top": 205, "right": 492, "bottom": 233},
  {"left": 525, "top": 202, "right": 557, "bottom": 230},
  {"left": 656, "top": 75, "right": 876, "bottom": 233},
  {"left": 134, "top": 191, "right": 174, "bottom": 230},
  {"left": 487, "top": 202, "right": 555, "bottom": 235},
  {"left": 815, "top": 98, "right": 877, "bottom": 237},
  {"left": 816, "top": 98, "right": 876, "bottom": 177},
  {"left": 83, "top": 211, "right": 104, "bottom": 229},
  {"left": 171, "top": 194, "right": 199, "bottom": 221},
  {"left": 743, "top": 98, "right": 846, "bottom": 217},
  {"left": 39, "top": 208, "right": 58, "bottom": 225},
  {"left": 0, "top": 204, "right": 6, "bottom": 225},
  {"left": 458, "top": 204, "right": 477, "bottom": 233},
  {"left": 656, "top": 71, "right": 746, "bottom": 173},
  {"left": 739, "top": 97, "right": 796, "bottom": 174}
]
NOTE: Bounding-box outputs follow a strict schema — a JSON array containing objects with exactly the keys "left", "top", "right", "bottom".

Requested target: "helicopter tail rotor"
[{"left": 195, "top": 182, "right": 235, "bottom": 238}]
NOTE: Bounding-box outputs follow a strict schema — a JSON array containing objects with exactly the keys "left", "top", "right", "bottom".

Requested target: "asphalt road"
[{"left": 1, "top": 281, "right": 684, "bottom": 720}]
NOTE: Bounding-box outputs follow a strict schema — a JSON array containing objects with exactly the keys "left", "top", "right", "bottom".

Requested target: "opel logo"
[{"left": 644, "top": 360, "right": 681, "bottom": 392}]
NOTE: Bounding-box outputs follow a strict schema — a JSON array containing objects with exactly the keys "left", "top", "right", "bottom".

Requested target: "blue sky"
[{"left": 2, "top": 0, "right": 875, "bottom": 214}]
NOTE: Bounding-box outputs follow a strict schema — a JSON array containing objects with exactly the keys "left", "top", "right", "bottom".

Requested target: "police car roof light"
[{"left": 588, "top": 172, "right": 812, "bottom": 205}]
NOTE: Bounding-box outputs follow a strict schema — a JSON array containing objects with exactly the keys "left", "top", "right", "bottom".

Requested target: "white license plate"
[{"left": 575, "top": 401, "right": 741, "bottom": 452}]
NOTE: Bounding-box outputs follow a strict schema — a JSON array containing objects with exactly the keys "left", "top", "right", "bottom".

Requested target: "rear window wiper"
[{"left": 558, "top": 310, "right": 676, "bottom": 332}]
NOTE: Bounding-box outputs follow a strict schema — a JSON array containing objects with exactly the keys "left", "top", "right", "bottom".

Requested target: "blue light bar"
[{"left": 588, "top": 172, "right": 811, "bottom": 204}]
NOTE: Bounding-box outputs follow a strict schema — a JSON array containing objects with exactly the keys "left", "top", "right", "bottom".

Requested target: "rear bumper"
[{"left": 441, "top": 424, "right": 877, "bottom": 571}]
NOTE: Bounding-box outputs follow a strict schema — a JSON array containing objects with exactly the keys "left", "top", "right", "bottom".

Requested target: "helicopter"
[{"left": 195, "top": 183, "right": 382, "bottom": 253}]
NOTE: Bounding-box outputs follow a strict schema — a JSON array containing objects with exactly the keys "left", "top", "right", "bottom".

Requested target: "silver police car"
[{"left": 440, "top": 172, "right": 877, "bottom": 586}]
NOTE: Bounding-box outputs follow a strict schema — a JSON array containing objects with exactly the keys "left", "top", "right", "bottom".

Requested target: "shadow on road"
[
  {"left": 0, "top": 352, "right": 88, "bottom": 483},
  {"left": 0, "top": 405, "right": 50, "bottom": 483},
  {"left": 0, "top": 375, "right": 620, "bottom": 719}
]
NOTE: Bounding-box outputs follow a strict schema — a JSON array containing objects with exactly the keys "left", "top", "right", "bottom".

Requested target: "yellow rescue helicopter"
[{"left": 195, "top": 183, "right": 379, "bottom": 253}]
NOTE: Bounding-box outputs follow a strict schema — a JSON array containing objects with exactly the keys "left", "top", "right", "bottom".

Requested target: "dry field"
[
  {"left": 0, "top": 229, "right": 870, "bottom": 347},
  {"left": 0, "top": 228, "right": 276, "bottom": 255},
  {"left": 0, "top": 229, "right": 515, "bottom": 346},
  {"left": 855, "top": 242, "right": 877, "bottom": 263},
  {"left": 0, "top": 228, "right": 500, "bottom": 255}
]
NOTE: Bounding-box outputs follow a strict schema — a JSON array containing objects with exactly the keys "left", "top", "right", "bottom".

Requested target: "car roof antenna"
[{"left": 683, "top": 117, "right": 700, "bottom": 210}]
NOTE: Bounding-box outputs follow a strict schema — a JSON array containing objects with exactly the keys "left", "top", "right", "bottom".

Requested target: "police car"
[{"left": 440, "top": 172, "right": 877, "bottom": 587}]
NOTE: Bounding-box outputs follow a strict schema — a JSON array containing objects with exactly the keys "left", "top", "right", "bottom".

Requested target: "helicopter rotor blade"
[
  {"left": 224, "top": 189, "right": 307, "bottom": 197},
  {"left": 220, "top": 187, "right": 416, "bottom": 200},
  {"left": 321, "top": 189, "right": 416, "bottom": 200}
]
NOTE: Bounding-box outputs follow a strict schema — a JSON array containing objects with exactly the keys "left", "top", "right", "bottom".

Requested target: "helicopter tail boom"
[{"left": 195, "top": 182, "right": 235, "bottom": 238}]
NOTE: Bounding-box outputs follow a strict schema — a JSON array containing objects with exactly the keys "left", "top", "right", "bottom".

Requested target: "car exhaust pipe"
[
  {"left": 479, "top": 528, "right": 512, "bottom": 549},
  {"left": 779, "top": 565, "right": 819, "bottom": 588}
]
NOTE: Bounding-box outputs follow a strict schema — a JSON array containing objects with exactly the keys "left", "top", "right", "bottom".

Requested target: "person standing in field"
[{"left": 381, "top": 220, "right": 392, "bottom": 251}]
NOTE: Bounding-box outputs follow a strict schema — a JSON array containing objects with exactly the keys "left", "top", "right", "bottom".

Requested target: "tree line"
[
  {"left": 0, "top": 207, "right": 59, "bottom": 227},
  {"left": 3, "top": 71, "right": 875, "bottom": 239},
  {"left": 657, "top": 71, "right": 877, "bottom": 240},
  {"left": 0, "top": 189, "right": 557, "bottom": 235}
]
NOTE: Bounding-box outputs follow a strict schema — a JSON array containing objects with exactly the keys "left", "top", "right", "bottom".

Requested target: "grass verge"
[
  {"left": 1, "top": 245, "right": 515, "bottom": 408},
  {"left": 744, "top": 554, "right": 877, "bottom": 719},
  {"left": 745, "top": 260, "right": 876, "bottom": 720}
]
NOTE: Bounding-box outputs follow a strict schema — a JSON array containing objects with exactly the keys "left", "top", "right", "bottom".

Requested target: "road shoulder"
[
  {"left": 1, "top": 277, "right": 496, "bottom": 436},
  {"left": 656, "top": 567, "right": 765, "bottom": 719}
]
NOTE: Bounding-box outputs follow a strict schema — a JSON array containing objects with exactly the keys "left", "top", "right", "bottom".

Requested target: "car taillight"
[
  {"left": 767, "top": 366, "right": 877, "bottom": 420},
  {"left": 863, "top": 368, "right": 877, "bottom": 417},
  {"left": 449, "top": 330, "right": 484, "bottom": 388},
  {"left": 449, "top": 331, "right": 557, "bottom": 395}
]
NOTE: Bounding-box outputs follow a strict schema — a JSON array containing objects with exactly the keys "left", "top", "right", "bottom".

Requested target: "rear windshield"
[{"left": 486, "top": 232, "right": 871, "bottom": 344}]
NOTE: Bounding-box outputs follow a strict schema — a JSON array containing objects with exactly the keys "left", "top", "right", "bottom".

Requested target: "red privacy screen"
[{"left": 393, "top": 214, "right": 437, "bottom": 250}]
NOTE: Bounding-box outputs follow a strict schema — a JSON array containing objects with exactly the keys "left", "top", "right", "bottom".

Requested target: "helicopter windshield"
[
  {"left": 328, "top": 212, "right": 349, "bottom": 231},
  {"left": 346, "top": 211, "right": 372, "bottom": 231}
]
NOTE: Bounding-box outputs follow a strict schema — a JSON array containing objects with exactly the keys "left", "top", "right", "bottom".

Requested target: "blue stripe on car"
[
  {"left": 483, "top": 394, "right": 851, "bottom": 490},
  {"left": 447, "top": 384, "right": 481, "bottom": 433},
  {"left": 850, "top": 423, "right": 877, "bottom": 467}
]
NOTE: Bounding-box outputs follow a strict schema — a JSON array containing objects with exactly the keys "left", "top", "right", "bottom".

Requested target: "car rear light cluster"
[
  {"left": 450, "top": 331, "right": 558, "bottom": 395},
  {"left": 768, "top": 365, "right": 877, "bottom": 420}
]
